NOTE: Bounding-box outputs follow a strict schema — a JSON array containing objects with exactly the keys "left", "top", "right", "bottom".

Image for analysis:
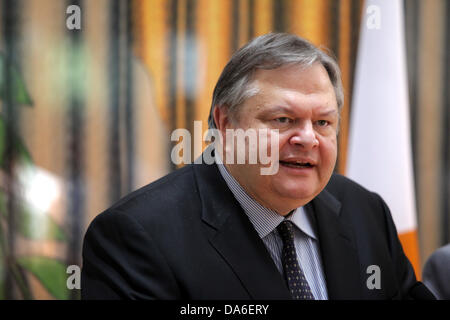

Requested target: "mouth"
[{"left": 279, "top": 160, "right": 315, "bottom": 169}]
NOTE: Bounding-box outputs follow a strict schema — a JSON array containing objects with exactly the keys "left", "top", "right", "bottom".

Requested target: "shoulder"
[
  {"left": 90, "top": 164, "right": 202, "bottom": 231},
  {"left": 322, "top": 173, "right": 394, "bottom": 240},
  {"left": 326, "top": 173, "right": 373, "bottom": 194},
  {"left": 425, "top": 244, "right": 450, "bottom": 266},
  {"left": 111, "top": 164, "right": 196, "bottom": 211},
  {"left": 423, "top": 244, "right": 450, "bottom": 299},
  {"left": 325, "top": 173, "right": 383, "bottom": 206}
]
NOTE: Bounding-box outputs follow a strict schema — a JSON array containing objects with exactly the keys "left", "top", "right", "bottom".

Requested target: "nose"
[{"left": 288, "top": 121, "right": 319, "bottom": 149}]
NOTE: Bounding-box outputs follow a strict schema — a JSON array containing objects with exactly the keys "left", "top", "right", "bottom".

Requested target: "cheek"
[{"left": 319, "top": 137, "right": 337, "bottom": 169}]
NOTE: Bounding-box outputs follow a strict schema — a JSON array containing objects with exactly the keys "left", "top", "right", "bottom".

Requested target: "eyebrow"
[
  {"left": 316, "top": 109, "right": 338, "bottom": 117},
  {"left": 260, "top": 106, "right": 339, "bottom": 117},
  {"left": 259, "top": 106, "right": 295, "bottom": 116}
]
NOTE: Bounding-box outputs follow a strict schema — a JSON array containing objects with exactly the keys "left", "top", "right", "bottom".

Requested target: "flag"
[{"left": 346, "top": 0, "right": 421, "bottom": 276}]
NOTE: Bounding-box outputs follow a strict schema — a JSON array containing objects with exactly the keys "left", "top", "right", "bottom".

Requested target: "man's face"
[{"left": 216, "top": 62, "right": 339, "bottom": 215}]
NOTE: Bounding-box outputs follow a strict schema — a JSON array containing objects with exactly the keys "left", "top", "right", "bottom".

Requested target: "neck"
[{"left": 223, "top": 163, "right": 306, "bottom": 216}]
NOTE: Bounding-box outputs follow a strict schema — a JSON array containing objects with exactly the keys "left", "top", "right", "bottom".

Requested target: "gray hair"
[{"left": 208, "top": 33, "right": 344, "bottom": 129}]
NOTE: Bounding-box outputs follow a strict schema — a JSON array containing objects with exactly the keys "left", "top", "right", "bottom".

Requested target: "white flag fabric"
[{"left": 346, "top": 0, "right": 419, "bottom": 270}]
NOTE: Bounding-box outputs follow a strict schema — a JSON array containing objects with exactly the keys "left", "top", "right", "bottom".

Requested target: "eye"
[
  {"left": 274, "top": 117, "right": 292, "bottom": 124},
  {"left": 315, "top": 120, "right": 329, "bottom": 127}
]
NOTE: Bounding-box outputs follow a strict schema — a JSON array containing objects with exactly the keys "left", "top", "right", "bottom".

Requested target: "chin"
[{"left": 274, "top": 185, "right": 318, "bottom": 204}]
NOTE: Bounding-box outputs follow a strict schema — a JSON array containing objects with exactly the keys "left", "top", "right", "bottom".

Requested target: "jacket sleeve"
[
  {"left": 373, "top": 192, "right": 436, "bottom": 300},
  {"left": 81, "top": 209, "right": 181, "bottom": 299}
]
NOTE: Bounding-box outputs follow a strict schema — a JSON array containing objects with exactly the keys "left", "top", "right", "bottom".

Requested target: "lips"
[{"left": 279, "top": 158, "right": 316, "bottom": 169}]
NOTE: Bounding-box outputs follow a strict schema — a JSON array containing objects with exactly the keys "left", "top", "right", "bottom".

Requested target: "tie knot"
[{"left": 277, "top": 220, "right": 295, "bottom": 243}]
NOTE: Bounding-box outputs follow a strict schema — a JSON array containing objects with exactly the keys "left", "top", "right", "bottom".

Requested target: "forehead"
[
  {"left": 240, "top": 63, "right": 338, "bottom": 113},
  {"left": 251, "top": 62, "right": 334, "bottom": 95}
]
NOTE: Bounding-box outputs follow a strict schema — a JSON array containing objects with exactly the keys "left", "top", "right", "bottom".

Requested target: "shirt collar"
[{"left": 216, "top": 160, "right": 318, "bottom": 240}]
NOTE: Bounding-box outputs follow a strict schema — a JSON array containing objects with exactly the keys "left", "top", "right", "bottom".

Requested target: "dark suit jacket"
[
  {"left": 81, "top": 160, "right": 432, "bottom": 300},
  {"left": 423, "top": 244, "right": 450, "bottom": 299}
]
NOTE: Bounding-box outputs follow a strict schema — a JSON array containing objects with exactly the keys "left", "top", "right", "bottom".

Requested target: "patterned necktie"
[{"left": 277, "top": 220, "right": 315, "bottom": 300}]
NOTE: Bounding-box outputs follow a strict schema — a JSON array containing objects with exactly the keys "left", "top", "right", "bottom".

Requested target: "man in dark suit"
[
  {"left": 423, "top": 244, "right": 450, "bottom": 299},
  {"left": 81, "top": 33, "right": 434, "bottom": 300}
]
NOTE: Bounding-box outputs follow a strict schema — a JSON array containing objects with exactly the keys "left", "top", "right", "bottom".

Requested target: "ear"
[{"left": 213, "top": 105, "right": 232, "bottom": 134}]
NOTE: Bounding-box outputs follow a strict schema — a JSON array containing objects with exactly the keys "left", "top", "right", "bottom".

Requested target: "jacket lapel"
[
  {"left": 306, "top": 188, "right": 363, "bottom": 299},
  {"left": 193, "top": 162, "right": 291, "bottom": 300}
]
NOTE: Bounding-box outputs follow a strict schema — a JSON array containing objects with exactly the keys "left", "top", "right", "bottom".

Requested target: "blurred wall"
[{"left": 404, "top": 0, "right": 449, "bottom": 270}]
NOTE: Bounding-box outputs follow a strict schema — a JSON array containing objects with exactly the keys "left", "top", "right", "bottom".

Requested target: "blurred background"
[{"left": 0, "top": 0, "right": 448, "bottom": 299}]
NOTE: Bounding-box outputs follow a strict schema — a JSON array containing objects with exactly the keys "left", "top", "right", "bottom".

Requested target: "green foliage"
[
  {"left": 0, "top": 115, "right": 33, "bottom": 168},
  {"left": 0, "top": 190, "right": 67, "bottom": 241},
  {"left": 17, "top": 204, "right": 67, "bottom": 242},
  {"left": 16, "top": 256, "right": 69, "bottom": 300},
  {"left": 0, "top": 213, "right": 4, "bottom": 301},
  {"left": 0, "top": 53, "right": 33, "bottom": 105},
  {"left": 0, "top": 51, "right": 70, "bottom": 300}
]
